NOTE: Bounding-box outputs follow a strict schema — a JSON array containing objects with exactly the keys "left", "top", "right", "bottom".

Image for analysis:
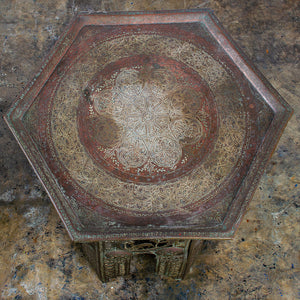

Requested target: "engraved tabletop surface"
[{"left": 5, "top": 11, "right": 292, "bottom": 241}]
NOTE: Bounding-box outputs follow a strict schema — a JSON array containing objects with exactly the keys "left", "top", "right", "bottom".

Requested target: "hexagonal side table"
[{"left": 4, "top": 10, "right": 292, "bottom": 282}]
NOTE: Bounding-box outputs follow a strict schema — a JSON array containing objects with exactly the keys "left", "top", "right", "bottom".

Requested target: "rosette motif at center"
[{"left": 90, "top": 67, "right": 205, "bottom": 173}]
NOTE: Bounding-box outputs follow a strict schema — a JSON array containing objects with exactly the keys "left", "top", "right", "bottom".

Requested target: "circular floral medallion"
[{"left": 78, "top": 55, "right": 218, "bottom": 183}]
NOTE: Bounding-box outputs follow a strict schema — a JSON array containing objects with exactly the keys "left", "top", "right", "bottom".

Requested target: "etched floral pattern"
[
  {"left": 50, "top": 34, "right": 244, "bottom": 213},
  {"left": 90, "top": 67, "right": 205, "bottom": 172}
]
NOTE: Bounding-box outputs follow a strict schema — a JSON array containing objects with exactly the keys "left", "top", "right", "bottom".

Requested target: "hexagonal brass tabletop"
[{"left": 4, "top": 10, "right": 292, "bottom": 242}]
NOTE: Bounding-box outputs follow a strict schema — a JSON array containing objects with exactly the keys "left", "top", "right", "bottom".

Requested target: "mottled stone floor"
[{"left": 0, "top": 0, "right": 299, "bottom": 299}]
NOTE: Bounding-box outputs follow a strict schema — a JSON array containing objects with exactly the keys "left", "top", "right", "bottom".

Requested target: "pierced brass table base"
[{"left": 82, "top": 239, "right": 203, "bottom": 282}]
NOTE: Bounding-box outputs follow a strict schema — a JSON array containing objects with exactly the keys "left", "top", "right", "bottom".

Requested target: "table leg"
[{"left": 81, "top": 239, "right": 204, "bottom": 282}]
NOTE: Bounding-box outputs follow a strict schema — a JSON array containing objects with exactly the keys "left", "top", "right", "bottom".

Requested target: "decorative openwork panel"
[{"left": 5, "top": 10, "right": 292, "bottom": 241}]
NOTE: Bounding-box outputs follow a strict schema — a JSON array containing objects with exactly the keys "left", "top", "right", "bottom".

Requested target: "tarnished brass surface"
[
  {"left": 82, "top": 239, "right": 195, "bottom": 282},
  {"left": 5, "top": 10, "right": 292, "bottom": 243}
]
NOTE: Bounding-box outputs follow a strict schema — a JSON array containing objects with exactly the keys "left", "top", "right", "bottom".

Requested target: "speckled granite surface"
[{"left": 0, "top": 1, "right": 299, "bottom": 299}]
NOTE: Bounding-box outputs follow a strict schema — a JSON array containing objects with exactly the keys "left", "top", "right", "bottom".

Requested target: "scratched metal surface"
[
  {"left": 4, "top": 10, "right": 292, "bottom": 242},
  {"left": 0, "top": 1, "right": 299, "bottom": 299}
]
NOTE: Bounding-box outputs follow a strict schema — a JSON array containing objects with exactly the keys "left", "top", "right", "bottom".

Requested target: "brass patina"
[{"left": 5, "top": 10, "right": 292, "bottom": 281}]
